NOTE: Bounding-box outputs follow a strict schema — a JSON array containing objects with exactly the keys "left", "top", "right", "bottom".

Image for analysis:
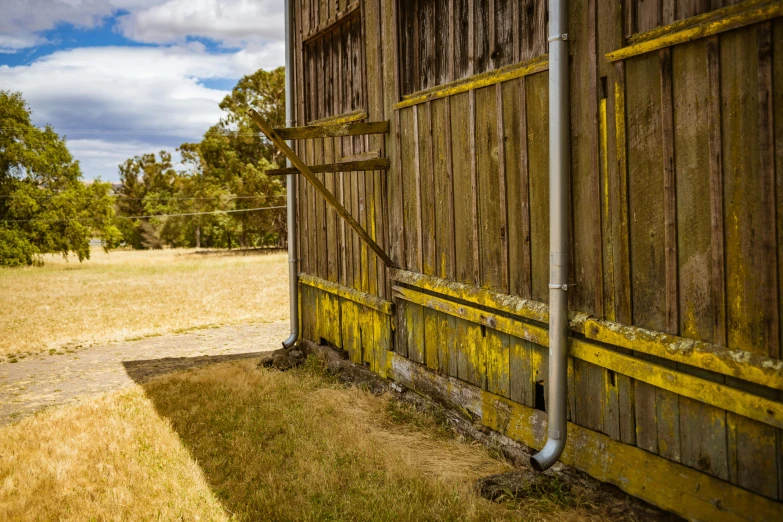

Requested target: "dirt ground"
[{"left": 0, "top": 321, "right": 287, "bottom": 425}]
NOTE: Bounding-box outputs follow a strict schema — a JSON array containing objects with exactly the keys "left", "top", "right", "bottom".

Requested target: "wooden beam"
[
  {"left": 266, "top": 158, "right": 390, "bottom": 176},
  {"left": 395, "top": 54, "right": 548, "bottom": 109},
  {"left": 606, "top": 0, "right": 783, "bottom": 62},
  {"left": 391, "top": 269, "right": 783, "bottom": 391},
  {"left": 274, "top": 120, "right": 389, "bottom": 140},
  {"left": 299, "top": 273, "right": 394, "bottom": 315},
  {"left": 248, "top": 109, "right": 396, "bottom": 268},
  {"left": 388, "top": 354, "right": 783, "bottom": 522},
  {"left": 392, "top": 284, "right": 783, "bottom": 428}
]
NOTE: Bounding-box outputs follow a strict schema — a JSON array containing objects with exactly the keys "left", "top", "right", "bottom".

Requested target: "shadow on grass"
[
  {"left": 122, "top": 352, "right": 264, "bottom": 383},
  {"left": 120, "top": 353, "right": 520, "bottom": 522}
]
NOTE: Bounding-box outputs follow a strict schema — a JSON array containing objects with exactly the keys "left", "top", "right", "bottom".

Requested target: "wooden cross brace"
[{"left": 247, "top": 108, "right": 396, "bottom": 268}]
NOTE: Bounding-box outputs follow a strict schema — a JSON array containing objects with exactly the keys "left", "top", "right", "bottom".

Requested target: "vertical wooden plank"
[
  {"left": 406, "top": 301, "right": 425, "bottom": 364},
  {"left": 613, "top": 61, "right": 633, "bottom": 327},
  {"left": 420, "top": 102, "right": 437, "bottom": 276},
  {"left": 413, "top": 104, "right": 424, "bottom": 273},
  {"left": 450, "top": 92, "right": 477, "bottom": 285},
  {"left": 519, "top": 0, "right": 547, "bottom": 62},
  {"left": 307, "top": 140, "right": 319, "bottom": 280},
  {"left": 636, "top": 0, "right": 662, "bottom": 34},
  {"left": 434, "top": 0, "right": 450, "bottom": 86},
  {"left": 476, "top": 85, "right": 504, "bottom": 291},
  {"left": 454, "top": 0, "right": 470, "bottom": 80},
  {"left": 495, "top": 84, "right": 510, "bottom": 294},
  {"left": 570, "top": 0, "right": 603, "bottom": 317},
  {"left": 486, "top": 329, "right": 510, "bottom": 398},
  {"left": 400, "top": 107, "right": 418, "bottom": 272},
  {"left": 493, "top": 0, "right": 513, "bottom": 68},
  {"left": 433, "top": 97, "right": 456, "bottom": 280},
  {"left": 721, "top": 23, "right": 779, "bottom": 499},
  {"left": 395, "top": 300, "right": 409, "bottom": 358},
  {"left": 509, "top": 338, "right": 533, "bottom": 408},
  {"left": 627, "top": 51, "right": 666, "bottom": 333},
  {"left": 503, "top": 78, "right": 532, "bottom": 299},
  {"left": 469, "top": 90, "right": 480, "bottom": 286},
  {"left": 526, "top": 71, "right": 550, "bottom": 303},
  {"left": 673, "top": 38, "right": 729, "bottom": 481},
  {"left": 323, "top": 139, "right": 338, "bottom": 282},
  {"left": 627, "top": 50, "right": 667, "bottom": 457},
  {"left": 314, "top": 139, "right": 328, "bottom": 280},
  {"left": 361, "top": 306, "right": 375, "bottom": 368},
  {"left": 424, "top": 308, "right": 440, "bottom": 371},
  {"left": 420, "top": 0, "right": 435, "bottom": 91},
  {"left": 382, "top": 0, "right": 403, "bottom": 280},
  {"left": 474, "top": 0, "right": 490, "bottom": 73},
  {"left": 660, "top": 47, "right": 678, "bottom": 337},
  {"left": 455, "top": 317, "right": 485, "bottom": 388}
]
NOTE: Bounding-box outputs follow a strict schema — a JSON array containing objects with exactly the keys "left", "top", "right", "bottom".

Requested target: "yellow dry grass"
[
  {"left": 0, "top": 248, "right": 288, "bottom": 357},
  {"left": 0, "top": 358, "right": 605, "bottom": 522}
]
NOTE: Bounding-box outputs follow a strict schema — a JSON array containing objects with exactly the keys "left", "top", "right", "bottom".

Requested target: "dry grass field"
[
  {"left": 0, "top": 358, "right": 603, "bottom": 522},
  {"left": 0, "top": 248, "right": 288, "bottom": 358}
]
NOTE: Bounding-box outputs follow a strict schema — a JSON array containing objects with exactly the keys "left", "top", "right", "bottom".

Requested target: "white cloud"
[
  {"left": 0, "top": 43, "right": 284, "bottom": 181},
  {"left": 0, "top": 0, "right": 158, "bottom": 52},
  {"left": 0, "top": 0, "right": 283, "bottom": 52},
  {"left": 116, "top": 0, "right": 284, "bottom": 46}
]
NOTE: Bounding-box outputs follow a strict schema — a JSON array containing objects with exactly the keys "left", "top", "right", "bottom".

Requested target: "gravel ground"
[{"left": 0, "top": 321, "right": 287, "bottom": 425}]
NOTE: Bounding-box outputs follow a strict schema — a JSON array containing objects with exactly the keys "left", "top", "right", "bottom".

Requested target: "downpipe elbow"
[{"left": 530, "top": 436, "right": 566, "bottom": 472}]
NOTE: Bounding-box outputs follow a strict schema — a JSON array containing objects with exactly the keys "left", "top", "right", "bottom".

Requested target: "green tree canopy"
[
  {"left": 0, "top": 90, "right": 120, "bottom": 267},
  {"left": 115, "top": 66, "right": 287, "bottom": 250}
]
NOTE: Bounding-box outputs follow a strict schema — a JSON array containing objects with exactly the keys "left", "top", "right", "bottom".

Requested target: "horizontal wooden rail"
[
  {"left": 391, "top": 269, "right": 783, "bottom": 391},
  {"left": 274, "top": 120, "right": 389, "bottom": 140},
  {"left": 248, "top": 109, "right": 396, "bottom": 268},
  {"left": 266, "top": 158, "right": 389, "bottom": 176},
  {"left": 388, "top": 354, "right": 783, "bottom": 522},
  {"left": 392, "top": 285, "right": 783, "bottom": 429},
  {"left": 300, "top": 274, "right": 394, "bottom": 316},
  {"left": 308, "top": 110, "right": 367, "bottom": 127},
  {"left": 606, "top": 0, "right": 783, "bottom": 62},
  {"left": 395, "top": 55, "right": 548, "bottom": 110}
]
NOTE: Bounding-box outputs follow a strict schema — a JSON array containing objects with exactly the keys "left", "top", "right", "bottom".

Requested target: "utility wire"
[{"left": 1, "top": 205, "right": 286, "bottom": 224}]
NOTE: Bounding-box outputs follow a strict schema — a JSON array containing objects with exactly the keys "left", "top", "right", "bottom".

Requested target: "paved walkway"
[{"left": 0, "top": 322, "right": 287, "bottom": 425}]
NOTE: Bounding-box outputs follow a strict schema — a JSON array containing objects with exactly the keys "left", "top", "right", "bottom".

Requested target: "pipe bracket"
[
  {"left": 549, "top": 283, "right": 570, "bottom": 291},
  {"left": 548, "top": 33, "right": 569, "bottom": 42}
]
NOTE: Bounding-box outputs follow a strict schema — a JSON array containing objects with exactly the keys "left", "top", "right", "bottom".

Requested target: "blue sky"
[{"left": 0, "top": 0, "right": 285, "bottom": 181}]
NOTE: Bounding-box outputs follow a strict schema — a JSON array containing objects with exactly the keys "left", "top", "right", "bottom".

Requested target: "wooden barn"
[{"left": 252, "top": 0, "right": 783, "bottom": 520}]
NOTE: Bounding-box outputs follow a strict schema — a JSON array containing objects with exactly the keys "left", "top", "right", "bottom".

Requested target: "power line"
[
  {"left": 0, "top": 194, "right": 286, "bottom": 200},
  {"left": 1, "top": 205, "right": 286, "bottom": 224}
]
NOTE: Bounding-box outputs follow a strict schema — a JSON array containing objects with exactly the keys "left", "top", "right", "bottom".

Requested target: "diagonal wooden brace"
[{"left": 247, "top": 108, "right": 396, "bottom": 268}]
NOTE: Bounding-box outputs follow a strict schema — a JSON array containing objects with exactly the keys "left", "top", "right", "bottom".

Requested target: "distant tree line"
[
  {"left": 115, "top": 67, "right": 287, "bottom": 250},
  {"left": 0, "top": 67, "right": 287, "bottom": 266}
]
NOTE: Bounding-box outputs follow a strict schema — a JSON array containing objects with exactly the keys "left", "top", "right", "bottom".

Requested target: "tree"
[{"left": 0, "top": 91, "right": 120, "bottom": 267}]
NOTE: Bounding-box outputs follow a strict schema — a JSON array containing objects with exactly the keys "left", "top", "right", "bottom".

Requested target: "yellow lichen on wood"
[
  {"left": 570, "top": 339, "right": 783, "bottom": 429},
  {"left": 307, "top": 109, "right": 367, "bottom": 127},
  {"left": 606, "top": 0, "right": 783, "bottom": 62},
  {"left": 392, "top": 272, "right": 783, "bottom": 391},
  {"left": 300, "top": 274, "right": 394, "bottom": 315},
  {"left": 393, "top": 284, "right": 783, "bottom": 429},
  {"left": 389, "top": 353, "right": 783, "bottom": 522},
  {"left": 394, "top": 56, "right": 549, "bottom": 110}
]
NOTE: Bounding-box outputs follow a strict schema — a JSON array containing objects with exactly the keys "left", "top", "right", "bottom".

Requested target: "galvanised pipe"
[
  {"left": 531, "top": 0, "right": 570, "bottom": 472},
  {"left": 282, "top": 0, "right": 299, "bottom": 348}
]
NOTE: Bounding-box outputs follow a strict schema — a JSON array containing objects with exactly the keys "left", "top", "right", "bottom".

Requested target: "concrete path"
[{"left": 0, "top": 321, "right": 287, "bottom": 425}]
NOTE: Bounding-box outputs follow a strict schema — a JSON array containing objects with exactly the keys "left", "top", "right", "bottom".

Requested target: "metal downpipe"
[
  {"left": 531, "top": 0, "right": 570, "bottom": 472},
  {"left": 282, "top": 0, "right": 299, "bottom": 348}
]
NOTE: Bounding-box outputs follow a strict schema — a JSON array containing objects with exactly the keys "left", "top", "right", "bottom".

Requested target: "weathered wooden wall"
[{"left": 290, "top": 0, "right": 783, "bottom": 519}]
